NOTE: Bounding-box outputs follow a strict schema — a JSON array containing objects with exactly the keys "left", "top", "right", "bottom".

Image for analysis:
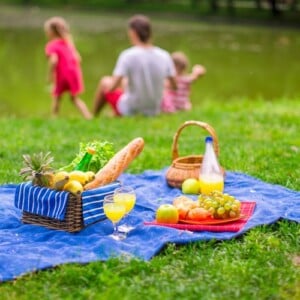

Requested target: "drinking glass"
[
  {"left": 103, "top": 194, "right": 126, "bottom": 240},
  {"left": 113, "top": 186, "right": 136, "bottom": 233}
]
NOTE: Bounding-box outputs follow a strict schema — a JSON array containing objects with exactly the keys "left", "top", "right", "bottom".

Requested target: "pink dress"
[
  {"left": 45, "top": 39, "right": 84, "bottom": 97},
  {"left": 161, "top": 76, "right": 192, "bottom": 113}
]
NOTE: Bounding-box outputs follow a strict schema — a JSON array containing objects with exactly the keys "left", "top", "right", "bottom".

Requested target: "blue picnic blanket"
[{"left": 0, "top": 169, "right": 299, "bottom": 282}]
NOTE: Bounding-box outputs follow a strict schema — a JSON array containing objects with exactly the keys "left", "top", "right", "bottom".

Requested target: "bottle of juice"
[
  {"left": 74, "top": 147, "right": 95, "bottom": 172},
  {"left": 199, "top": 136, "right": 224, "bottom": 195}
]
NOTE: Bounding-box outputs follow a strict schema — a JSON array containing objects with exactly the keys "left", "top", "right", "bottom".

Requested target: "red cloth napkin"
[{"left": 144, "top": 201, "right": 256, "bottom": 232}]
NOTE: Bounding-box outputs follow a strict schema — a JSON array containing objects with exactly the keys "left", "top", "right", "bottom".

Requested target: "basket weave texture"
[
  {"left": 15, "top": 181, "right": 120, "bottom": 233},
  {"left": 22, "top": 193, "right": 83, "bottom": 233},
  {"left": 166, "top": 120, "right": 222, "bottom": 188}
]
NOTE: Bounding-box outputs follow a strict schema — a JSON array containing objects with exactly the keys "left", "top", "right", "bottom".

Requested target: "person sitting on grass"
[
  {"left": 93, "top": 14, "right": 177, "bottom": 117},
  {"left": 44, "top": 17, "right": 92, "bottom": 119},
  {"left": 161, "top": 51, "right": 206, "bottom": 113}
]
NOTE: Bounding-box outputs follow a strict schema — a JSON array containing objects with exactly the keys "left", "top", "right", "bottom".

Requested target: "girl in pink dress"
[
  {"left": 161, "top": 51, "right": 206, "bottom": 113},
  {"left": 44, "top": 17, "right": 92, "bottom": 119}
]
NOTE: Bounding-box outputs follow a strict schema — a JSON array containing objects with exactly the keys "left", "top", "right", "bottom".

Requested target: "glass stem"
[{"left": 113, "top": 222, "right": 118, "bottom": 236}]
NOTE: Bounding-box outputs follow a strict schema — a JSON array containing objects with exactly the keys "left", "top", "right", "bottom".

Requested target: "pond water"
[{"left": 0, "top": 12, "right": 299, "bottom": 117}]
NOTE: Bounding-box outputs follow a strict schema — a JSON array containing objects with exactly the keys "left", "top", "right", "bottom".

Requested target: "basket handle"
[{"left": 171, "top": 120, "right": 220, "bottom": 161}]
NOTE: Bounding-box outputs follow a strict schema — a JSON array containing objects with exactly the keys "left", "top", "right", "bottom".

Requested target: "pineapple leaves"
[{"left": 19, "top": 152, "right": 54, "bottom": 186}]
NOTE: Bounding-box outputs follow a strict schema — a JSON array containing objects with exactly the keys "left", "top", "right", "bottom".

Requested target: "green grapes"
[{"left": 198, "top": 191, "right": 241, "bottom": 219}]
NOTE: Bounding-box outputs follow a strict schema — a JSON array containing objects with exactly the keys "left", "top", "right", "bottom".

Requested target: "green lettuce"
[{"left": 61, "top": 140, "right": 115, "bottom": 173}]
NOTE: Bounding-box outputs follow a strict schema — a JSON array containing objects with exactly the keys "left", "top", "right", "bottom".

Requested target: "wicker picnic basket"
[
  {"left": 22, "top": 193, "right": 83, "bottom": 233},
  {"left": 166, "top": 120, "right": 222, "bottom": 188},
  {"left": 17, "top": 138, "right": 145, "bottom": 233},
  {"left": 15, "top": 181, "right": 120, "bottom": 233}
]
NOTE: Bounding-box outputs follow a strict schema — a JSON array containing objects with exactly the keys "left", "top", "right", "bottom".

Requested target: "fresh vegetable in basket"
[{"left": 61, "top": 140, "right": 115, "bottom": 173}]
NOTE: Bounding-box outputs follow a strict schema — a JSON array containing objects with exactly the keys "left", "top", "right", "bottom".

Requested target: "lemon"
[
  {"left": 69, "top": 170, "right": 89, "bottom": 185},
  {"left": 85, "top": 171, "right": 95, "bottom": 182},
  {"left": 63, "top": 180, "right": 83, "bottom": 195},
  {"left": 53, "top": 171, "right": 69, "bottom": 190}
]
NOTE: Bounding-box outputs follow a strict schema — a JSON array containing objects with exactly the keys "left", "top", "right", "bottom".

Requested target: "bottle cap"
[
  {"left": 205, "top": 136, "right": 213, "bottom": 143},
  {"left": 86, "top": 147, "right": 96, "bottom": 155}
]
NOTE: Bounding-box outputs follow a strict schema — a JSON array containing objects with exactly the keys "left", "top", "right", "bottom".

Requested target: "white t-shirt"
[{"left": 113, "top": 46, "right": 175, "bottom": 116}]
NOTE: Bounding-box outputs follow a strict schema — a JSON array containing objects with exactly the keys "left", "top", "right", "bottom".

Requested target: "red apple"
[{"left": 156, "top": 204, "right": 179, "bottom": 224}]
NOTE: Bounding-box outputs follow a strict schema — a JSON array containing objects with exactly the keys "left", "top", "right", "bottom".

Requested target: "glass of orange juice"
[
  {"left": 103, "top": 194, "right": 126, "bottom": 240},
  {"left": 113, "top": 186, "right": 136, "bottom": 233}
]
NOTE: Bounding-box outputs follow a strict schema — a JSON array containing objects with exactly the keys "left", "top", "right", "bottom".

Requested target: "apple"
[
  {"left": 156, "top": 204, "right": 179, "bottom": 224},
  {"left": 181, "top": 178, "right": 200, "bottom": 194}
]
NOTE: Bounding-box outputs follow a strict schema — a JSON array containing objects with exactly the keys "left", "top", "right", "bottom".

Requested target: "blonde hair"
[
  {"left": 44, "top": 16, "right": 81, "bottom": 61},
  {"left": 44, "top": 17, "right": 71, "bottom": 40},
  {"left": 171, "top": 51, "right": 189, "bottom": 75}
]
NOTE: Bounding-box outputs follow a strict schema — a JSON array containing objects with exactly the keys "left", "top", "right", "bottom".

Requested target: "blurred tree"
[
  {"left": 268, "top": 0, "right": 280, "bottom": 15},
  {"left": 255, "top": 0, "right": 262, "bottom": 9},
  {"left": 190, "top": 0, "right": 200, "bottom": 8},
  {"left": 209, "top": 0, "right": 235, "bottom": 13},
  {"left": 4, "top": 0, "right": 298, "bottom": 16},
  {"left": 289, "top": 0, "right": 298, "bottom": 10},
  {"left": 227, "top": 0, "right": 235, "bottom": 14},
  {"left": 210, "top": 0, "right": 218, "bottom": 11}
]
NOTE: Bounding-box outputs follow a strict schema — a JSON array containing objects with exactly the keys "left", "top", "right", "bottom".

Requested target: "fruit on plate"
[
  {"left": 198, "top": 190, "right": 241, "bottom": 219},
  {"left": 186, "top": 207, "right": 211, "bottom": 221},
  {"left": 69, "top": 170, "right": 89, "bottom": 185},
  {"left": 156, "top": 204, "right": 179, "bottom": 224},
  {"left": 63, "top": 180, "right": 83, "bottom": 196},
  {"left": 19, "top": 152, "right": 54, "bottom": 187},
  {"left": 181, "top": 178, "right": 200, "bottom": 194},
  {"left": 173, "top": 196, "right": 198, "bottom": 219},
  {"left": 173, "top": 196, "right": 211, "bottom": 221},
  {"left": 173, "top": 195, "right": 192, "bottom": 207}
]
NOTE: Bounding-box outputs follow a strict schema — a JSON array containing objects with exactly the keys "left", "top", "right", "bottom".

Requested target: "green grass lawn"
[
  {"left": 0, "top": 99, "right": 299, "bottom": 299},
  {"left": 0, "top": 5, "right": 299, "bottom": 300}
]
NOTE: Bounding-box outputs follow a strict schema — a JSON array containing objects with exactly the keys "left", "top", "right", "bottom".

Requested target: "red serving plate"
[{"left": 178, "top": 214, "right": 246, "bottom": 225}]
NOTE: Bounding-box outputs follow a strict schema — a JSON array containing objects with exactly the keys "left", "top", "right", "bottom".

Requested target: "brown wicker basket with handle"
[{"left": 166, "top": 120, "right": 222, "bottom": 188}]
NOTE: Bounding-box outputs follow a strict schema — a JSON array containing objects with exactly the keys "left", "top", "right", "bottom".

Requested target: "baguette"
[{"left": 84, "top": 137, "right": 145, "bottom": 190}]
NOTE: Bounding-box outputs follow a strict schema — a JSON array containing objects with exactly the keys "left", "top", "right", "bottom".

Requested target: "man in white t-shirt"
[{"left": 93, "top": 14, "right": 176, "bottom": 117}]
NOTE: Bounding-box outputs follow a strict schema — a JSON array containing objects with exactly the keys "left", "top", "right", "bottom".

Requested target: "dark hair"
[{"left": 128, "top": 15, "right": 152, "bottom": 43}]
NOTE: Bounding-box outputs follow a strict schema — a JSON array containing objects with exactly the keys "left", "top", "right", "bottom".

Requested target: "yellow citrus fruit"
[
  {"left": 69, "top": 170, "right": 89, "bottom": 185},
  {"left": 53, "top": 171, "right": 69, "bottom": 190},
  {"left": 63, "top": 180, "right": 83, "bottom": 195},
  {"left": 85, "top": 171, "right": 95, "bottom": 182}
]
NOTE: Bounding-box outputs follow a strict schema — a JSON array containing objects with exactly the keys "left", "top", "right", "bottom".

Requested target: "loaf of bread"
[{"left": 84, "top": 137, "right": 145, "bottom": 190}]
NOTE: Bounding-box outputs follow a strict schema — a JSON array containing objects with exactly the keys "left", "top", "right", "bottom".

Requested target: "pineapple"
[{"left": 19, "top": 152, "right": 54, "bottom": 187}]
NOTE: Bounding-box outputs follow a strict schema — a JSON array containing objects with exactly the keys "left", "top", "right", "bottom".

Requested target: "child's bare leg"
[
  {"left": 71, "top": 96, "right": 92, "bottom": 120},
  {"left": 93, "top": 76, "right": 113, "bottom": 117},
  {"left": 52, "top": 96, "right": 60, "bottom": 117}
]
